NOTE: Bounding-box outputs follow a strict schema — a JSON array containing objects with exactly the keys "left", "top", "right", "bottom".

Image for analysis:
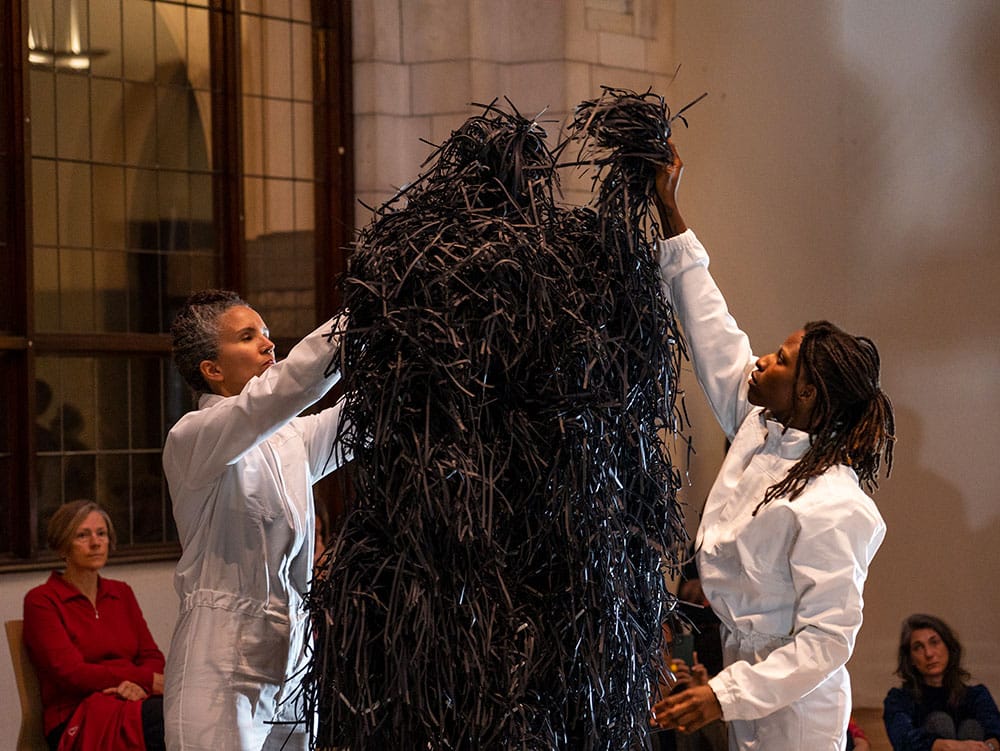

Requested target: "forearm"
[
  {"left": 166, "top": 313, "right": 347, "bottom": 487},
  {"left": 656, "top": 231, "right": 754, "bottom": 436},
  {"left": 657, "top": 200, "right": 687, "bottom": 238}
]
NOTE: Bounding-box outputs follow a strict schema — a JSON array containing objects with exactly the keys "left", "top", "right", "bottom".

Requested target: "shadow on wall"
[{"left": 859, "top": 403, "right": 1000, "bottom": 691}]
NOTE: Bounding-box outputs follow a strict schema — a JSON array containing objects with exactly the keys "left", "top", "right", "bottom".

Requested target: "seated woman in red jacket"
[{"left": 23, "top": 500, "right": 165, "bottom": 751}]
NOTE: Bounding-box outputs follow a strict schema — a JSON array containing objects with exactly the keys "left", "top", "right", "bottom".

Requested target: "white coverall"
[
  {"left": 657, "top": 231, "right": 886, "bottom": 750},
  {"left": 162, "top": 316, "right": 349, "bottom": 751}
]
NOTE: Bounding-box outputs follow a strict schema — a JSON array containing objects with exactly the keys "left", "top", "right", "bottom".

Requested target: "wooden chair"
[{"left": 5, "top": 619, "right": 49, "bottom": 751}]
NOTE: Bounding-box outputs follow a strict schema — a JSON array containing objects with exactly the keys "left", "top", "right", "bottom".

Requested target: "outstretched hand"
[{"left": 653, "top": 140, "right": 687, "bottom": 238}]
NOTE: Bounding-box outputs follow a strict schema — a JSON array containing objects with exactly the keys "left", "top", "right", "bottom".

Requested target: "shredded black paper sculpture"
[{"left": 304, "top": 90, "right": 693, "bottom": 750}]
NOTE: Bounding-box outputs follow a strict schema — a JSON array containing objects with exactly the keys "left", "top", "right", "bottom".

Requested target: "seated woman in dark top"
[
  {"left": 884, "top": 613, "right": 1000, "bottom": 751},
  {"left": 23, "top": 500, "right": 165, "bottom": 751}
]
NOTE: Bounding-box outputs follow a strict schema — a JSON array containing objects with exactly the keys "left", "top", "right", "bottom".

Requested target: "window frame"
[{"left": 0, "top": 0, "right": 354, "bottom": 569}]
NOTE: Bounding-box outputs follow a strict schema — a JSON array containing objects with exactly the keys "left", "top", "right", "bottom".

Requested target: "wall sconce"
[{"left": 28, "top": 0, "right": 106, "bottom": 70}]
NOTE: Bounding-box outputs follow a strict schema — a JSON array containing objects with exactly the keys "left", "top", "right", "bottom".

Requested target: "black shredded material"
[{"left": 303, "top": 89, "right": 694, "bottom": 750}]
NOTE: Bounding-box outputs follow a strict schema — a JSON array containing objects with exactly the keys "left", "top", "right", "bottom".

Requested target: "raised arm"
[
  {"left": 653, "top": 145, "right": 756, "bottom": 437},
  {"left": 654, "top": 144, "right": 688, "bottom": 239},
  {"left": 164, "top": 314, "right": 346, "bottom": 490}
]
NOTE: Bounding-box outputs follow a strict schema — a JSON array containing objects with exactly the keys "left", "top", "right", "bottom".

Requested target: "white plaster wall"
[{"left": 668, "top": 0, "right": 1000, "bottom": 710}]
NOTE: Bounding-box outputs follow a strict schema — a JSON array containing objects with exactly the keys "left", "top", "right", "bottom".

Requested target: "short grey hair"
[{"left": 171, "top": 289, "right": 248, "bottom": 393}]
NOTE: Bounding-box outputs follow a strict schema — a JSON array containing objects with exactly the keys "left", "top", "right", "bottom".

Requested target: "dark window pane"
[
  {"left": 90, "top": 0, "right": 124, "bottom": 78},
  {"left": 30, "top": 69, "right": 56, "bottom": 157},
  {"left": 132, "top": 452, "right": 170, "bottom": 543},
  {"left": 91, "top": 78, "right": 125, "bottom": 165},
  {"left": 93, "top": 166, "right": 127, "bottom": 250},
  {"left": 122, "top": 0, "right": 155, "bottom": 83},
  {"left": 157, "top": 86, "right": 191, "bottom": 169},
  {"left": 99, "top": 452, "right": 131, "bottom": 540},
  {"left": 131, "top": 356, "right": 167, "bottom": 449},
  {"left": 36, "top": 458, "right": 64, "bottom": 549},
  {"left": 33, "top": 246, "right": 61, "bottom": 331},
  {"left": 97, "top": 357, "right": 129, "bottom": 450},
  {"left": 58, "top": 357, "right": 97, "bottom": 449},
  {"left": 55, "top": 72, "right": 91, "bottom": 162},
  {"left": 63, "top": 454, "right": 96, "bottom": 506},
  {"left": 57, "top": 161, "right": 93, "bottom": 249}
]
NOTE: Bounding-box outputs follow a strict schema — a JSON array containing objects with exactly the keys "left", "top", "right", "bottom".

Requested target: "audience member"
[
  {"left": 884, "top": 613, "right": 1000, "bottom": 751},
  {"left": 23, "top": 500, "right": 165, "bottom": 751}
]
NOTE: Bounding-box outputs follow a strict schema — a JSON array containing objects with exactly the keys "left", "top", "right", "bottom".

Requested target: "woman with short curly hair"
[{"left": 162, "top": 290, "right": 350, "bottom": 751}]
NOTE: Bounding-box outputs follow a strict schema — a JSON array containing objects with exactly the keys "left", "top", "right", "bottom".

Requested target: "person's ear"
[
  {"left": 200, "top": 359, "right": 224, "bottom": 388},
  {"left": 797, "top": 382, "right": 818, "bottom": 420}
]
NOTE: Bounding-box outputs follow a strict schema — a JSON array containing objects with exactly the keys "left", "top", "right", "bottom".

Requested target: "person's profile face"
[
  {"left": 747, "top": 329, "right": 809, "bottom": 427},
  {"left": 203, "top": 306, "right": 275, "bottom": 397}
]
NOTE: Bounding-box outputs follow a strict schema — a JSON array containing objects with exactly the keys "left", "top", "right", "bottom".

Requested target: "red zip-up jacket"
[{"left": 23, "top": 572, "right": 165, "bottom": 736}]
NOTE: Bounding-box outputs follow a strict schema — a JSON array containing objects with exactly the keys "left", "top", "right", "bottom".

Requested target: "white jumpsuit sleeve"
[
  {"left": 656, "top": 230, "right": 756, "bottom": 440},
  {"left": 164, "top": 314, "right": 347, "bottom": 492},
  {"left": 298, "top": 395, "right": 353, "bottom": 481}
]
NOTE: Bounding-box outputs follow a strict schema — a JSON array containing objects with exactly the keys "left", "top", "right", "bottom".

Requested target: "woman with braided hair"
[{"left": 649, "top": 141, "right": 895, "bottom": 750}]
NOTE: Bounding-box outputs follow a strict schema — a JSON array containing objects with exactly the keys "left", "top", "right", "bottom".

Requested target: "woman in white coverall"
[
  {"left": 162, "top": 290, "right": 349, "bottom": 751},
  {"left": 649, "top": 144, "right": 895, "bottom": 750}
]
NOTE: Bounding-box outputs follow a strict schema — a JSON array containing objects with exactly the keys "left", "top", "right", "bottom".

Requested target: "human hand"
[
  {"left": 853, "top": 737, "right": 871, "bottom": 751},
  {"left": 666, "top": 657, "right": 694, "bottom": 688},
  {"left": 663, "top": 654, "right": 707, "bottom": 688},
  {"left": 688, "top": 651, "right": 709, "bottom": 686},
  {"left": 153, "top": 672, "right": 164, "bottom": 695},
  {"left": 650, "top": 683, "right": 722, "bottom": 733},
  {"left": 103, "top": 680, "right": 149, "bottom": 701},
  {"left": 653, "top": 140, "right": 687, "bottom": 238}
]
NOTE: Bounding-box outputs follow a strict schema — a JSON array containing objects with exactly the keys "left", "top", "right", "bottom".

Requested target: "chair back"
[{"left": 5, "top": 619, "right": 49, "bottom": 751}]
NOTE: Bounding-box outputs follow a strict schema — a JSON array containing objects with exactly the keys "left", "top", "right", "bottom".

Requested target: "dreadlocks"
[{"left": 757, "top": 320, "right": 895, "bottom": 513}]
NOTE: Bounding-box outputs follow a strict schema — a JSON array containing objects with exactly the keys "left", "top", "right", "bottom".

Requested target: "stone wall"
[{"left": 352, "top": 0, "right": 678, "bottom": 220}]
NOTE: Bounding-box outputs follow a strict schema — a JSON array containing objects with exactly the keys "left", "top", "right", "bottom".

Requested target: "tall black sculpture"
[{"left": 304, "top": 89, "right": 694, "bottom": 750}]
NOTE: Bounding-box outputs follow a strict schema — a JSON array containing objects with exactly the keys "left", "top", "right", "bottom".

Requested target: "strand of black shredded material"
[{"left": 300, "top": 90, "right": 693, "bottom": 750}]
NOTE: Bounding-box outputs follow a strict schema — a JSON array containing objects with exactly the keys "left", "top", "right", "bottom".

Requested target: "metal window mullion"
[
  {"left": 3, "top": 0, "right": 39, "bottom": 559},
  {"left": 210, "top": 0, "right": 245, "bottom": 292}
]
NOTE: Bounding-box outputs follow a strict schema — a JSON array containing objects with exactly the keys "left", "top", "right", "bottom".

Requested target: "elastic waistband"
[{"left": 179, "top": 588, "right": 292, "bottom": 624}]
